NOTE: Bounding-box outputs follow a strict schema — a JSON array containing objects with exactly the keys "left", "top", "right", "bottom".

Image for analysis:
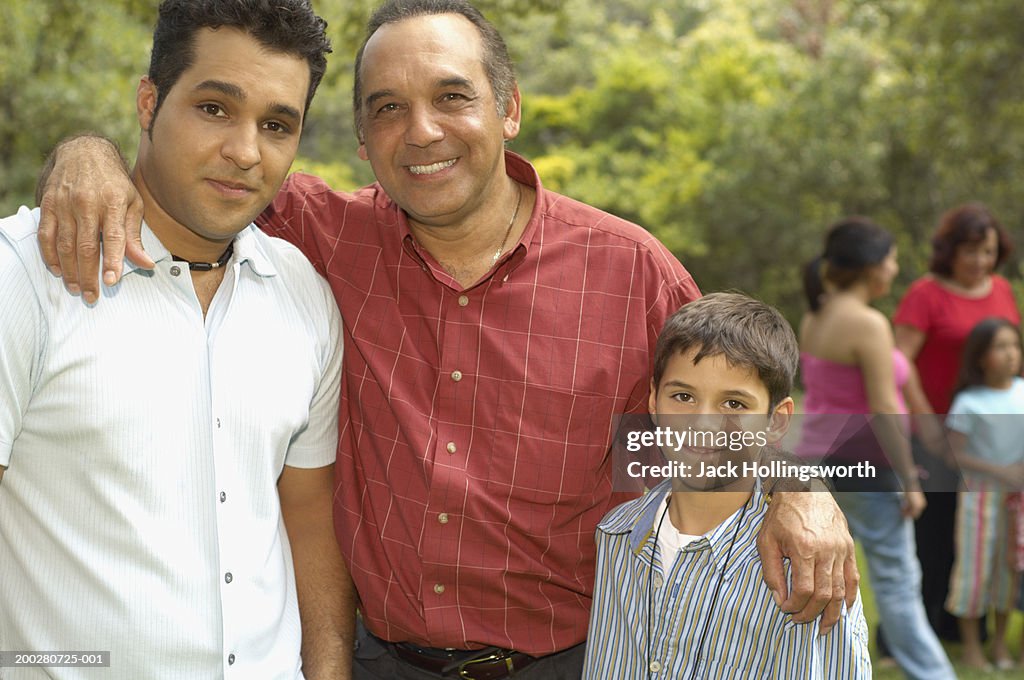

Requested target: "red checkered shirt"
[{"left": 257, "top": 151, "right": 700, "bottom": 654}]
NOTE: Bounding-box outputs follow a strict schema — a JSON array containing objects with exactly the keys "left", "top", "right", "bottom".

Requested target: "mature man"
[
  {"left": 0, "top": 1, "right": 351, "bottom": 678},
  {"left": 36, "top": 1, "right": 857, "bottom": 678}
]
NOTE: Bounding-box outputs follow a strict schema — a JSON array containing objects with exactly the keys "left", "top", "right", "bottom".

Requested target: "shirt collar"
[
  {"left": 122, "top": 223, "right": 277, "bottom": 278},
  {"left": 609, "top": 480, "right": 769, "bottom": 577},
  {"left": 120, "top": 222, "right": 171, "bottom": 275},
  {"left": 230, "top": 225, "right": 277, "bottom": 277}
]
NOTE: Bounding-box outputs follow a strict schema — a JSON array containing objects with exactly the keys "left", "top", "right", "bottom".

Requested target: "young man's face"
[
  {"left": 649, "top": 348, "right": 793, "bottom": 491},
  {"left": 355, "top": 13, "right": 521, "bottom": 230},
  {"left": 135, "top": 27, "right": 309, "bottom": 243}
]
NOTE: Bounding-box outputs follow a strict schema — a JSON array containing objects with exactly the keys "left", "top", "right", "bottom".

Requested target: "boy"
[{"left": 584, "top": 292, "right": 871, "bottom": 678}]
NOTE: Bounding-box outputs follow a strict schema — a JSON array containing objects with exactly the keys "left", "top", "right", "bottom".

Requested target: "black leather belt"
[{"left": 389, "top": 642, "right": 538, "bottom": 679}]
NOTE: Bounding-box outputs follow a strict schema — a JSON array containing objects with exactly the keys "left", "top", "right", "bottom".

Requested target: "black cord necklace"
[
  {"left": 170, "top": 242, "right": 234, "bottom": 271},
  {"left": 647, "top": 494, "right": 751, "bottom": 679}
]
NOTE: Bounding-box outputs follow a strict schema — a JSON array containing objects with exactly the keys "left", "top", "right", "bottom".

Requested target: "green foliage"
[
  {"left": 0, "top": 1, "right": 149, "bottom": 211},
  {"left": 3, "top": 0, "right": 1024, "bottom": 323},
  {"left": 511, "top": 0, "right": 1024, "bottom": 321}
]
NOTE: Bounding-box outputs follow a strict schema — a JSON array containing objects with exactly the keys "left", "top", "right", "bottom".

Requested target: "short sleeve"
[
  {"left": 280, "top": 271, "right": 342, "bottom": 469},
  {"left": 0, "top": 225, "right": 46, "bottom": 467},
  {"left": 945, "top": 393, "right": 975, "bottom": 436},
  {"left": 623, "top": 238, "right": 701, "bottom": 416},
  {"left": 893, "top": 279, "right": 934, "bottom": 332}
]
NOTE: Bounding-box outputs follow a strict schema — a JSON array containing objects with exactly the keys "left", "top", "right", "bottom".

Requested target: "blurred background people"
[
  {"left": 798, "top": 217, "right": 956, "bottom": 680},
  {"left": 893, "top": 203, "right": 1019, "bottom": 641}
]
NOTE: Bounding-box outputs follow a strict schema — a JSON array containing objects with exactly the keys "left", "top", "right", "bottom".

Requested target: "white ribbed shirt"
[{"left": 0, "top": 207, "right": 342, "bottom": 679}]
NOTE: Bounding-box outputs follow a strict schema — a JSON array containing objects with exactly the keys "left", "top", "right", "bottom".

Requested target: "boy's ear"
[
  {"left": 648, "top": 379, "right": 657, "bottom": 416},
  {"left": 764, "top": 397, "right": 795, "bottom": 444}
]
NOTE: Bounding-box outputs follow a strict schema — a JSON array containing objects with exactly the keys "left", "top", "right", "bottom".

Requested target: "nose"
[
  {"left": 404, "top": 104, "right": 444, "bottom": 147},
  {"left": 221, "top": 124, "right": 262, "bottom": 170},
  {"left": 691, "top": 409, "right": 728, "bottom": 435}
]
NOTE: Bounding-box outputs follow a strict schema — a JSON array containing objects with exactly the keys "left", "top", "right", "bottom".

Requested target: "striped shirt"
[
  {"left": 584, "top": 482, "right": 872, "bottom": 678},
  {"left": 257, "top": 151, "right": 700, "bottom": 653},
  {"left": 0, "top": 208, "right": 342, "bottom": 679}
]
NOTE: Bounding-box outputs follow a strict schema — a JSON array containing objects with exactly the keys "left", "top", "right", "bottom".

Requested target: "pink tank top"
[{"left": 796, "top": 349, "right": 910, "bottom": 461}]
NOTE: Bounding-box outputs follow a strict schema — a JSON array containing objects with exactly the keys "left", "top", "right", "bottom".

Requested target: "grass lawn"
[{"left": 856, "top": 544, "right": 1024, "bottom": 679}]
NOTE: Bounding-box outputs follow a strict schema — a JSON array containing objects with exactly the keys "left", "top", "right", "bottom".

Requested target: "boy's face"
[{"left": 648, "top": 348, "right": 793, "bottom": 490}]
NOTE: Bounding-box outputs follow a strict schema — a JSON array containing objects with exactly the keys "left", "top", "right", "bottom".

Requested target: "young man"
[
  {"left": 32, "top": 2, "right": 858, "bottom": 677},
  {"left": 0, "top": 2, "right": 350, "bottom": 678},
  {"left": 585, "top": 293, "right": 872, "bottom": 678}
]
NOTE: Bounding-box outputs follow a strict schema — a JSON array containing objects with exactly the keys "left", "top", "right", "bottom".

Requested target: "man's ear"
[
  {"left": 501, "top": 85, "right": 522, "bottom": 141},
  {"left": 765, "top": 397, "right": 795, "bottom": 444},
  {"left": 137, "top": 76, "right": 158, "bottom": 132}
]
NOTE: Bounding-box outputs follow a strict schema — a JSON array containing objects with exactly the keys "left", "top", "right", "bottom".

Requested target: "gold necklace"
[{"left": 491, "top": 183, "right": 523, "bottom": 263}]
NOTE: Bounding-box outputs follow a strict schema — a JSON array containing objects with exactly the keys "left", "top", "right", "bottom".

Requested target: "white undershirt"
[
  {"left": 654, "top": 496, "right": 745, "bottom": 577},
  {"left": 654, "top": 497, "right": 704, "bottom": 577}
]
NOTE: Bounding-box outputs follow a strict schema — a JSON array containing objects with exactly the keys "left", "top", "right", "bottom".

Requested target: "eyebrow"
[
  {"left": 660, "top": 380, "right": 758, "bottom": 400},
  {"left": 438, "top": 77, "right": 475, "bottom": 91},
  {"left": 194, "top": 79, "right": 302, "bottom": 123},
  {"left": 364, "top": 89, "right": 395, "bottom": 111},
  {"left": 194, "top": 79, "right": 246, "bottom": 100},
  {"left": 364, "top": 77, "right": 479, "bottom": 110}
]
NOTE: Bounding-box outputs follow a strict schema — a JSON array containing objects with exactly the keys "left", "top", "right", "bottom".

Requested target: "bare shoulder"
[{"left": 854, "top": 305, "right": 891, "bottom": 334}]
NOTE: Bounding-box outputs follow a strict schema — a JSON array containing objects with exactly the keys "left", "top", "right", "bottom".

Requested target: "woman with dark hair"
[
  {"left": 893, "top": 203, "right": 1020, "bottom": 641},
  {"left": 798, "top": 217, "right": 955, "bottom": 680}
]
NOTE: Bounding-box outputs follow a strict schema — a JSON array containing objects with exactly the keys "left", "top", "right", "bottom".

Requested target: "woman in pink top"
[
  {"left": 893, "top": 203, "right": 1019, "bottom": 642},
  {"left": 799, "top": 217, "right": 954, "bottom": 680}
]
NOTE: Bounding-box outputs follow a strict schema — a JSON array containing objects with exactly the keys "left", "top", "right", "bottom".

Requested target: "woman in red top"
[{"left": 893, "top": 203, "right": 1019, "bottom": 642}]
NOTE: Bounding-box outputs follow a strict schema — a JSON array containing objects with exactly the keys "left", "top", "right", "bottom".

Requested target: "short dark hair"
[
  {"left": 929, "top": 203, "right": 1013, "bottom": 277},
  {"left": 803, "top": 217, "right": 894, "bottom": 312},
  {"left": 953, "top": 317, "right": 1021, "bottom": 396},
  {"left": 352, "top": 0, "right": 516, "bottom": 141},
  {"left": 148, "top": 0, "right": 331, "bottom": 123},
  {"left": 652, "top": 293, "right": 799, "bottom": 412}
]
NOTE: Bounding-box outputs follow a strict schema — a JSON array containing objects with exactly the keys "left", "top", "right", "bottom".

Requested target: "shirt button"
[
  {"left": 653, "top": 574, "right": 664, "bottom": 589},
  {"left": 451, "top": 370, "right": 463, "bottom": 382},
  {"left": 170, "top": 265, "right": 182, "bottom": 277},
  {"left": 220, "top": 491, "right": 227, "bottom": 503},
  {"left": 649, "top": 660, "right": 662, "bottom": 673},
  {"left": 433, "top": 583, "right": 445, "bottom": 595},
  {"left": 446, "top": 442, "right": 457, "bottom": 454},
  {"left": 438, "top": 513, "right": 449, "bottom": 525},
  {"left": 216, "top": 418, "right": 221, "bottom": 428},
  {"left": 224, "top": 572, "right": 233, "bottom": 584},
  {"left": 228, "top": 654, "right": 235, "bottom": 665},
  {"left": 458, "top": 295, "right": 469, "bottom": 307}
]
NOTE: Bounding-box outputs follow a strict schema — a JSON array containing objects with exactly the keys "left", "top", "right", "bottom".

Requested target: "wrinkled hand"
[
  {"left": 901, "top": 489, "right": 927, "bottom": 519},
  {"left": 757, "top": 491, "right": 858, "bottom": 635},
  {"left": 37, "top": 135, "right": 150, "bottom": 303}
]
